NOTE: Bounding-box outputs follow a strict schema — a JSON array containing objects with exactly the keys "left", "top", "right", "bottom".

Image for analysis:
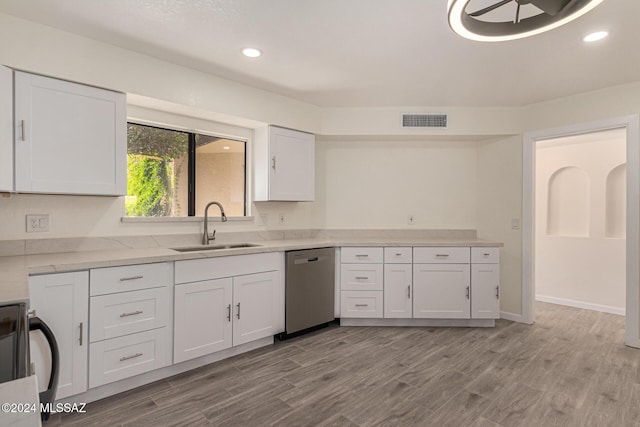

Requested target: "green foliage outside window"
[{"left": 126, "top": 123, "right": 188, "bottom": 217}]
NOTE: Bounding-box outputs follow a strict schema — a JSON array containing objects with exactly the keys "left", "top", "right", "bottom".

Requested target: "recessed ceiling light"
[
  {"left": 583, "top": 31, "right": 609, "bottom": 42},
  {"left": 223, "top": 146, "right": 230, "bottom": 150},
  {"left": 447, "top": 0, "right": 606, "bottom": 42},
  {"left": 242, "top": 48, "right": 262, "bottom": 58}
]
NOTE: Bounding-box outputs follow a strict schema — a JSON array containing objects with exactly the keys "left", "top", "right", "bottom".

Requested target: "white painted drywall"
[
  {"left": 535, "top": 129, "right": 626, "bottom": 314},
  {"left": 475, "top": 135, "right": 523, "bottom": 317},
  {"left": 319, "top": 139, "right": 478, "bottom": 229},
  {"left": 0, "top": 13, "right": 321, "bottom": 133}
]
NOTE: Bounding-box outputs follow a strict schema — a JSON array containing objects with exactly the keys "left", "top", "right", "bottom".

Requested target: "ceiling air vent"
[{"left": 402, "top": 113, "right": 448, "bottom": 128}]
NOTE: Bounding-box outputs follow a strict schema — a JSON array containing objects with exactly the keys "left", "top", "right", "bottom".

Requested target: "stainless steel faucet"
[{"left": 202, "top": 201, "right": 228, "bottom": 245}]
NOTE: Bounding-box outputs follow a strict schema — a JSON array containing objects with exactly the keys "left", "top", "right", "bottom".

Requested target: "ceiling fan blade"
[
  {"left": 529, "top": 0, "right": 572, "bottom": 16},
  {"left": 469, "top": 0, "right": 514, "bottom": 17}
]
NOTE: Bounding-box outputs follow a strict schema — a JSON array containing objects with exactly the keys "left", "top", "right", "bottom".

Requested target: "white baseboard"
[
  {"left": 536, "top": 294, "right": 625, "bottom": 316},
  {"left": 500, "top": 311, "right": 525, "bottom": 323}
]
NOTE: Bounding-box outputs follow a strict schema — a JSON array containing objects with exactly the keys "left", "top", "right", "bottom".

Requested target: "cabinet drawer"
[
  {"left": 89, "top": 328, "right": 167, "bottom": 388},
  {"left": 340, "top": 291, "right": 383, "bottom": 318},
  {"left": 340, "top": 264, "right": 383, "bottom": 291},
  {"left": 413, "top": 247, "right": 470, "bottom": 264},
  {"left": 90, "top": 287, "right": 170, "bottom": 342},
  {"left": 341, "top": 247, "right": 383, "bottom": 264},
  {"left": 384, "top": 247, "right": 412, "bottom": 264},
  {"left": 471, "top": 247, "right": 500, "bottom": 264},
  {"left": 90, "top": 263, "right": 172, "bottom": 296}
]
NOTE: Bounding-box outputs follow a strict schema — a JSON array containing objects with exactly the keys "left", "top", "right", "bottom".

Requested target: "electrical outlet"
[
  {"left": 257, "top": 213, "right": 269, "bottom": 226},
  {"left": 408, "top": 215, "right": 415, "bottom": 225},
  {"left": 26, "top": 214, "right": 49, "bottom": 233},
  {"left": 511, "top": 218, "right": 521, "bottom": 230},
  {"left": 279, "top": 213, "right": 285, "bottom": 225}
]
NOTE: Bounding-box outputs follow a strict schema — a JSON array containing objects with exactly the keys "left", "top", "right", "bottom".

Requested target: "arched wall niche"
[
  {"left": 606, "top": 163, "right": 627, "bottom": 238},
  {"left": 546, "top": 166, "right": 590, "bottom": 237}
]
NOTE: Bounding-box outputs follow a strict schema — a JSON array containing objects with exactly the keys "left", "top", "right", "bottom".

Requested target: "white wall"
[
  {"left": 0, "top": 13, "right": 321, "bottom": 133},
  {"left": 535, "top": 129, "right": 626, "bottom": 314},
  {"left": 319, "top": 139, "right": 478, "bottom": 229},
  {"left": 321, "top": 106, "right": 523, "bottom": 137},
  {"left": 476, "top": 135, "right": 523, "bottom": 317}
]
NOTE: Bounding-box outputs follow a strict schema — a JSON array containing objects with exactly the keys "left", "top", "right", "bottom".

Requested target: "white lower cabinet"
[
  {"left": 384, "top": 264, "right": 412, "bottom": 318},
  {"left": 341, "top": 290, "right": 383, "bottom": 318},
  {"left": 29, "top": 271, "right": 89, "bottom": 400},
  {"left": 413, "top": 264, "right": 471, "bottom": 319},
  {"left": 233, "top": 271, "right": 278, "bottom": 346},
  {"left": 341, "top": 246, "right": 500, "bottom": 321},
  {"left": 471, "top": 247, "right": 500, "bottom": 319},
  {"left": 89, "top": 329, "right": 167, "bottom": 388},
  {"left": 173, "top": 253, "right": 283, "bottom": 364},
  {"left": 174, "top": 278, "right": 232, "bottom": 363},
  {"left": 88, "top": 262, "right": 172, "bottom": 388}
]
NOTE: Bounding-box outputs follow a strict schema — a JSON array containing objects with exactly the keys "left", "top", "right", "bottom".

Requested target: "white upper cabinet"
[
  {"left": 13, "top": 71, "right": 126, "bottom": 195},
  {"left": 0, "top": 65, "right": 12, "bottom": 192},
  {"left": 254, "top": 125, "right": 315, "bottom": 201}
]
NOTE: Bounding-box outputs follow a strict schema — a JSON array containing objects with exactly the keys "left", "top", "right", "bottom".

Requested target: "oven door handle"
[{"left": 29, "top": 316, "right": 59, "bottom": 419}]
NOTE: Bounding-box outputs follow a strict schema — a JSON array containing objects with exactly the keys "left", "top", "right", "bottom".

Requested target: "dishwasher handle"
[{"left": 293, "top": 255, "right": 327, "bottom": 265}]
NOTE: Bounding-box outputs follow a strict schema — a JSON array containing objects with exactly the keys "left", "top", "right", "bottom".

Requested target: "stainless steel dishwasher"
[{"left": 283, "top": 248, "right": 335, "bottom": 338}]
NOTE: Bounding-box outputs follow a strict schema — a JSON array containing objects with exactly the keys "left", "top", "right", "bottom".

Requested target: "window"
[{"left": 126, "top": 123, "right": 246, "bottom": 217}]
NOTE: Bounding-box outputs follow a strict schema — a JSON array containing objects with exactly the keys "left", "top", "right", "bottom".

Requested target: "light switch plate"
[{"left": 511, "top": 218, "right": 521, "bottom": 230}]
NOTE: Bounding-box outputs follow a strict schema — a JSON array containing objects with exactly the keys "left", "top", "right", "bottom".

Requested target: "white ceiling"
[{"left": 1, "top": 0, "right": 638, "bottom": 108}]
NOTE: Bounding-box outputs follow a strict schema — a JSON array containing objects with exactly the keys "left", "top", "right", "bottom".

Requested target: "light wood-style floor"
[{"left": 47, "top": 302, "right": 638, "bottom": 426}]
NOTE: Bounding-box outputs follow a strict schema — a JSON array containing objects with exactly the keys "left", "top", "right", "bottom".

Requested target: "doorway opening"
[
  {"left": 522, "top": 115, "right": 640, "bottom": 348},
  {"left": 535, "top": 128, "right": 626, "bottom": 316}
]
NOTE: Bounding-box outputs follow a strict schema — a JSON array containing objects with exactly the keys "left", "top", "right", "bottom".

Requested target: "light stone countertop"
[{"left": 0, "top": 231, "right": 503, "bottom": 305}]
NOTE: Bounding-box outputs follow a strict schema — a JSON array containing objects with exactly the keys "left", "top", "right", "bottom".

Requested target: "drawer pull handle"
[
  {"left": 396, "top": 253, "right": 402, "bottom": 256},
  {"left": 120, "top": 275, "right": 144, "bottom": 282},
  {"left": 79, "top": 322, "right": 83, "bottom": 346},
  {"left": 120, "top": 353, "right": 143, "bottom": 362},
  {"left": 484, "top": 253, "right": 491, "bottom": 256},
  {"left": 21, "top": 120, "right": 26, "bottom": 141},
  {"left": 120, "top": 310, "right": 143, "bottom": 318},
  {"left": 407, "top": 285, "right": 411, "bottom": 299},
  {"left": 436, "top": 254, "right": 450, "bottom": 257},
  {"left": 236, "top": 302, "right": 241, "bottom": 320},
  {"left": 355, "top": 254, "right": 369, "bottom": 257},
  {"left": 466, "top": 286, "right": 470, "bottom": 299},
  {"left": 355, "top": 276, "right": 369, "bottom": 280},
  {"left": 355, "top": 304, "right": 369, "bottom": 307},
  {"left": 496, "top": 286, "right": 500, "bottom": 299},
  {"left": 227, "top": 304, "right": 231, "bottom": 322}
]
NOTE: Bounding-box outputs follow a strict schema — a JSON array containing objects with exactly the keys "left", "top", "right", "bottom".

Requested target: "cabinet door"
[
  {"left": 0, "top": 65, "right": 12, "bottom": 192},
  {"left": 268, "top": 126, "right": 315, "bottom": 201},
  {"left": 413, "top": 264, "right": 470, "bottom": 319},
  {"left": 14, "top": 71, "right": 126, "bottom": 195},
  {"left": 471, "top": 264, "right": 500, "bottom": 319},
  {"left": 384, "top": 264, "right": 412, "bottom": 318},
  {"left": 29, "top": 271, "right": 89, "bottom": 399},
  {"left": 233, "top": 271, "right": 277, "bottom": 346},
  {"left": 174, "top": 278, "right": 232, "bottom": 363}
]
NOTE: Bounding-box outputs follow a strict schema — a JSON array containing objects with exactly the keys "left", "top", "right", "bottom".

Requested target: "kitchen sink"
[{"left": 170, "top": 243, "right": 261, "bottom": 252}]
